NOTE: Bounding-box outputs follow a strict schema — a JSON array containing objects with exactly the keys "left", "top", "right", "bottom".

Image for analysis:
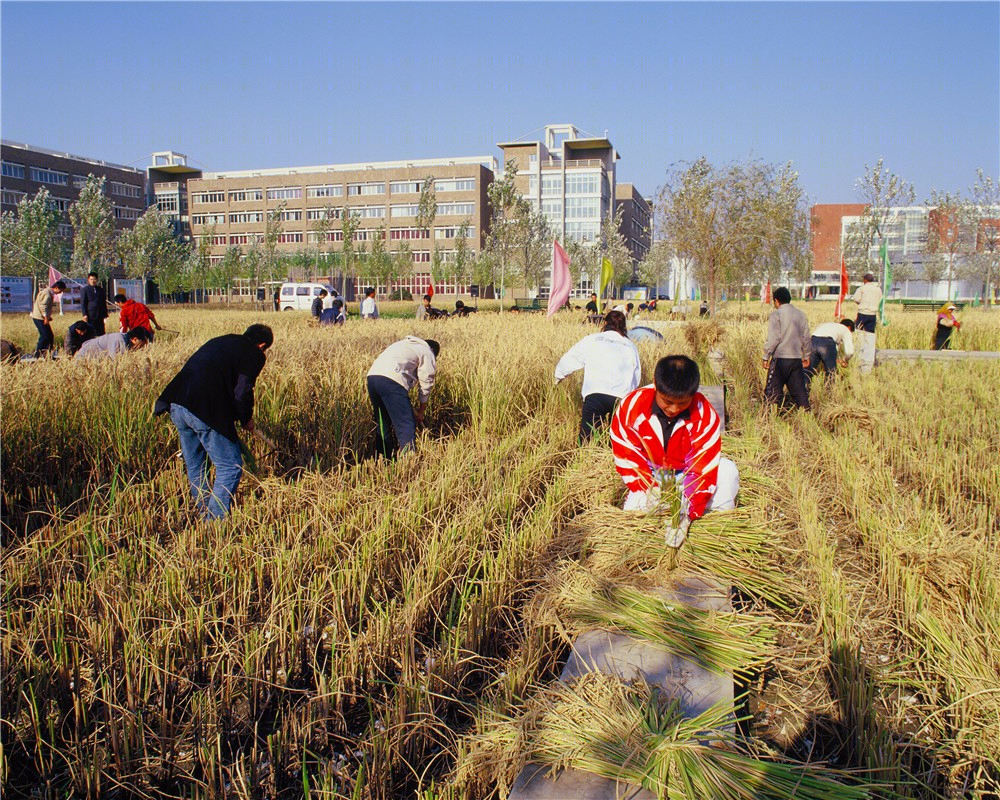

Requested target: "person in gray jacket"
[
  {"left": 76, "top": 328, "right": 152, "bottom": 360},
  {"left": 762, "top": 287, "right": 811, "bottom": 410}
]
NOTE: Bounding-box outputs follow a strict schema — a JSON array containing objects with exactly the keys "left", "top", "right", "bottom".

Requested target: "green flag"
[
  {"left": 973, "top": 293, "right": 980, "bottom": 307},
  {"left": 599, "top": 257, "right": 613, "bottom": 298},
  {"left": 879, "top": 242, "right": 891, "bottom": 327}
]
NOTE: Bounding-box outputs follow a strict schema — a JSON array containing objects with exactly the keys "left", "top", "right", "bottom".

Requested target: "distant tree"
[
  {"left": 447, "top": 219, "right": 474, "bottom": 291},
  {"left": 340, "top": 210, "right": 361, "bottom": 296},
  {"left": 0, "top": 188, "right": 64, "bottom": 279},
  {"left": 69, "top": 175, "right": 116, "bottom": 276},
  {"left": 511, "top": 205, "right": 551, "bottom": 293},
  {"left": 485, "top": 161, "right": 524, "bottom": 305},
  {"left": 926, "top": 190, "right": 978, "bottom": 299},
  {"left": 637, "top": 240, "right": 674, "bottom": 297},
  {"left": 212, "top": 245, "right": 243, "bottom": 303},
  {"left": 392, "top": 240, "right": 413, "bottom": 287},
  {"left": 601, "top": 205, "right": 634, "bottom": 291},
  {"left": 190, "top": 224, "right": 215, "bottom": 297},
  {"left": 564, "top": 239, "right": 598, "bottom": 292},
  {"left": 921, "top": 252, "right": 947, "bottom": 300},
  {"left": 311, "top": 206, "right": 334, "bottom": 274},
  {"left": 964, "top": 170, "right": 1000, "bottom": 305},
  {"left": 262, "top": 202, "right": 286, "bottom": 288},
  {"left": 853, "top": 158, "right": 915, "bottom": 272},
  {"left": 416, "top": 176, "right": 437, "bottom": 244},
  {"left": 118, "top": 206, "right": 188, "bottom": 290},
  {"left": 365, "top": 225, "right": 396, "bottom": 291}
]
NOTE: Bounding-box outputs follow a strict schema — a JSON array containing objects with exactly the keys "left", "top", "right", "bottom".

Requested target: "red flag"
[
  {"left": 547, "top": 239, "right": 572, "bottom": 318},
  {"left": 427, "top": 276, "right": 435, "bottom": 300},
  {"left": 760, "top": 280, "right": 771, "bottom": 304},
  {"left": 835, "top": 255, "right": 848, "bottom": 318}
]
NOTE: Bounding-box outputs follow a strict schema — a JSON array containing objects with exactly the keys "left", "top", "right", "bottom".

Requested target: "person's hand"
[
  {"left": 838, "top": 358, "right": 848, "bottom": 368},
  {"left": 664, "top": 516, "right": 691, "bottom": 549},
  {"left": 762, "top": 358, "right": 770, "bottom": 371},
  {"left": 243, "top": 419, "right": 255, "bottom": 432},
  {"left": 802, "top": 358, "right": 810, "bottom": 369},
  {"left": 414, "top": 404, "right": 426, "bottom": 426}
]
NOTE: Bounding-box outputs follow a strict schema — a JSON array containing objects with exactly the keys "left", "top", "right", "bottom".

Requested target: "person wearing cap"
[
  {"left": 76, "top": 327, "right": 152, "bottom": 360},
  {"left": 933, "top": 303, "right": 962, "bottom": 350},
  {"left": 30, "top": 280, "right": 66, "bottom": 357},
  {"left": 805, "top": 318, "right": 855, "bottom": 382},
  {"left": 154, "top": 324, "right": 274, "bottom": 520},
  {"left": 762, "top": 286, "right": 811, "bottom": 410},
  {"left": 114, "top": 293, "right": 161, "bottom": 339},
  {"left": 852, "top": 273, "right": 882, "bottom": 333},
  {"left": 555, "top": 310, "right": 641, "bottom": 442},
  {"left": 366, "top": 336, "right": 439, "bottom": 458}
]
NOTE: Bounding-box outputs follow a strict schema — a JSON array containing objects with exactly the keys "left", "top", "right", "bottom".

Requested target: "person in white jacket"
[
  {"left": 555, "top": 310, "right": 641, "bottom": 442},
  {"left": 366, "top": 336, "right": 439, "bottom": 457},
  {"left": 360, "top": 288, "right": 380, "bottom": 320}
]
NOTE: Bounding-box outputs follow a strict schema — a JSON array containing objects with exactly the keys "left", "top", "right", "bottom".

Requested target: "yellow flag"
[{"left": 599, "top": 258, "right": 613, "bottom": 297}]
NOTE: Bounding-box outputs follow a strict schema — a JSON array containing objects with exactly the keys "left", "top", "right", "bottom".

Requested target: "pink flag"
[
  {"left": 759, "top": 280, "right": 771, "bottom": 305},
  {"left": 48, "top": 265, "right": 65, "bottom": 287},
  {"left": 547, "top": 239, "right": 572, "bottom": 318}
]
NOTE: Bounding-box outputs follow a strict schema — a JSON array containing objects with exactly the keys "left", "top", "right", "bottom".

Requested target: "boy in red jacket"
[{"left": 610, "top": 355, "right": 739, "bottom": 548}]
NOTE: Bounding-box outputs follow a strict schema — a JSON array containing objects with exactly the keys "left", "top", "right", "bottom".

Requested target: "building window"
[
  {"left": 2, "top": 162, "right": 25, "bottom": 179},
  {"left": 1, "top": 189, "right": 26, "bottom": 206},
  {"left": 200, "top": 234, "right": 227, "bottom": 246},
  {"left": 348, "top": 182, "right": 386, "bottom": 196},
  {"left": 434, "top": 225, "right": 475, "bottom": 239},
  {"left": 46, "top": 196, "right": 71, "bottom": 212},
  {"left": 353, "top": 228, "right": 384, "bottom": 242},
  {"left": 29, "top": 167, "right": 69, "bottom": 185},
  {"left": 156, "top": 195, "right": 179, "bottom": 213},
  {"left": 307, "top": 207, "right": 343, "bottom": 220},
  {"left": 192, "top": 191, "right": 226, "bottom": 204},
  {"left": 436, "top": 250, "right": 457, "bottom": 263},
  {"left": 229, "top": 189, "right": 264, "bottom": 202},
  {"left": 411, "top": 250, "right": 431, "bottom": 263},
  {"left": 566, "top": 197, "right": 600, "bottom": 219},
  {"left": 390, "top": 204, "right": 420, "bottom": 218},
  {"left": 541, "top": 175, "right": 562, "bottom": 196},
  {"left": 277, "top": 232, "right": 304, "bottom": 243},
  {"left": 266, "top": 187, "right": 302, "bottom": 201},
  {"left": 229, "top": 211, "right": 265, "bottom": 224},
  {"left": 280, "top": 209, "right": 303, "bottom": 221},
  {"left": 114, "top": 206, "right": 141, "bottom": 220},
  {"left": 436, "top": 202, "right": 475, "bottom": 216},
  {"left": 73, "top": 174, "right": 90, "bottom": 189},
  {"left": 229, "top": 234, "right": 261, "bottom": 246},
  {"left": 528, "top": 175, "right": 538, "bottom": 194},
  {"left": 348, "top": 205, "right": 386, "bottom": 218},
  {"left": 565, "top": 173, "right": 600, "bottom": 195},
  {"left": 192, "top": 213, "right": 227, "bottom": 225},
  {"left": 389, "top": 180, "right": 423, "bottom": 194},
  {"left": 389, "top": 227, "right": 430, "bottom": 240},
  {"left": 307, "top": 184, "right": 343, "bottom": 198},
  {"left": 57, "top": 223, "right": 73, "bottom": 237},
  {"left": 566, "top": 221, "right": 599, "bottom": 243},
  {"left": 433, "top": 178, "right": 475, "bottom": 193},
  {"left": 109, "top": 181, "right": 142, "bottom": 198}
]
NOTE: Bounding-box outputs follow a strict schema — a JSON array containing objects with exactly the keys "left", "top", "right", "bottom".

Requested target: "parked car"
[{"left": 279, "top": 282, "right": 339, "bottom": 311}]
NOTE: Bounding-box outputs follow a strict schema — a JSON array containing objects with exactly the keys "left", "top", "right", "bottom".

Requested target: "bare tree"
[{"left": 853, "top": 158, "right": 915, "bottom": 271}]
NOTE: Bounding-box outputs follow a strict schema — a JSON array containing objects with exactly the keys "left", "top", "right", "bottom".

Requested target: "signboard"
[
  {"left": 58, "top": 285, "right": 83, "bottom": 314},
  {"left": 0, "top": 276, "right": 34, "bottom": 313},
  {"left": 622, "top": 287, "right": 648, "bottom": 302},
  {"left": 114, "top": 279, "right": 145, "bottom": 303}
]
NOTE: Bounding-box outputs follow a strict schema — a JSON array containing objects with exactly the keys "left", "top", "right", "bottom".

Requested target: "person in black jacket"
[
  {"left": 80, "top": 272, "right": 109, "bottom": 335},
  {"left": 154, "top": 324, "right": 273, "bottom": 519},
  {"left": 311, "top": 290, "right": 326, "bottom": 320},
  {"left": 64, "top": 320, "right": 96, "bottom": 356}
]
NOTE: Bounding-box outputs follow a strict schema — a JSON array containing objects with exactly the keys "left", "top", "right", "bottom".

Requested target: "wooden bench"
[
  {"left": 900, "top": 300, "right": 966, "bottom": 312},
  {"left": 512, "top": 298, "right": 545, "bottom": 313}
]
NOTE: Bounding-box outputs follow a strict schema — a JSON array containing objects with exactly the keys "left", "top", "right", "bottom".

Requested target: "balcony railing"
[{"left": 154, "top": 182, "right": 179, "bottom": 192}]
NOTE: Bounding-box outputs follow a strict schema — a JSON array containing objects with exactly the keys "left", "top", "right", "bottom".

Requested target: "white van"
[{"left": 279, "top": 282, "right": 340, "bottom": 312}]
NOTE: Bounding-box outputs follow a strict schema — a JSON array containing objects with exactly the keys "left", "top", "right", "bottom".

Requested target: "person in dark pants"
[
  {"left": 30, "top": 280, "right": 66, "bottom": 357},
  {"left": 933, "top": 303, "right": 961, "bottom": 350},
  {"left": 154, "top": 324, "right": 273, "bottom": 520},
  {"left": 80, "top": 272, "right": 108, "bottom": 335},
  {"left": 763, "top": 287, "right": 811, "bottom": 410},
  {"left": 555, "top": 310, "right": 641, "bottom": 442},
  {"left": 365, "top": 336, "right": 439, "bottom": 458},
  {"left": 64, "top": 320, "right": 96, "bottom": 356},
  {"left": 852, "top": 272, "right": 882, "bottom": 333},
  {"left": 804, "top": 319, "right": 855, "bottom": 382},
  {"left": 311, "top": 290, "right": 326, "bottom": 320}
]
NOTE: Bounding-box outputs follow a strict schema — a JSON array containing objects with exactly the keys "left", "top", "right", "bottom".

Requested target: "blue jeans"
[
  {"left": 33, "top": 318, "right": 54, "bottom": 357},
  {"left": 169, "top": 404, "right": 243, "bottom": 519},
  {"left": 366, "top": 375, "right": 416, "bottom": 458}
]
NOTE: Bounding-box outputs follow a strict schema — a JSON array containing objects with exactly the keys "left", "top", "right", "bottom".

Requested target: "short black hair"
[
  {"left": 773, "top": 287, "right": 792, "bottom": 304},
  {"left": 423, "top": 294, "right": 432, "bottom": 301},
  {"left": 319, "top": 289, "right": 328, "bottom": 296},
  {"left": 87, "top": 271, "right": 99, "bottom": 279},
  {"left": 840, "top": 318, "right": 855, "bottom": 331},
  {"left": 654, "top": 355, "right": 700, "bottom": 398},
  {"left": 113, "top": 293, "right": 127, "bottom": 303},
  {"left": 52, "top": 280, "right": 67, "bottom": 291},
  {"left": 366, "top": 288, "right": 375, "bottom": 297},
  {"left": 455, "top": 300, "right": 465, "bottom": 309},
  {"left": 126, "top": 327, "right": 152, "bottom": 345},
  {"left": 244, "top": 324, "right": 274, "bottom": 349},
  {"left": 424, "top": 339, "right": 440, "bottom": 358}
]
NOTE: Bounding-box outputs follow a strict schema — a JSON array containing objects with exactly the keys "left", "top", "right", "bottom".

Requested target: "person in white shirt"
[
  {"left": 852, "top": 273, "right": 882, "bottom": 332},
  {"left": 360, "top": 288, "right": 379, "bottom": 320},
  {"left": 805, "top": 318, "right": 855, "bottom": 382},
  {"left": 555, "top": 310, "right": 642, "bottom": 442},
  {"left": 366, "top": 336, "right": 439, "bottom": 457}
]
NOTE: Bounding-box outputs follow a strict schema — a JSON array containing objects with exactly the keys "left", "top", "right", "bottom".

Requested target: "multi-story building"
[
  {"left": 615, "top": 183, "right": 652, "bottom": 266},
  {"left": 497, "top": 124, "right": 649, "bottom": 296},
  {"left": 1, "top": 140, "right": 147, "bottom": 241},
  {"left": 186, "top": 155, "right": 496, "bottom": 297},
  {"left": 811, "top": 203, "right": 995, "bottom": 300},
  {"left": 147, "top": 151, "right": 203, "bottom": 242}
]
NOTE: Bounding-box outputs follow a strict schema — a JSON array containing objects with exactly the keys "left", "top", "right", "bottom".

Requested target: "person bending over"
[
  {"left": 76, "top": 327, "right": 151, "bottom": 360},
  {"left": 805, "top": 318, "right": 855, "bottom": 382},
  {"left": 366, "top": 336, "right": 439, "bottom": 458},
  {"left": 555, "top": 310, "right": 641, "bottom": 442},
  {"left": 610, "top": 355, "right": 739, "bottom": 548}
]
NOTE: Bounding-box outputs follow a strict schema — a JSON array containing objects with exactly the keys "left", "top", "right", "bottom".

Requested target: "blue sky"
[{"left": 2, "top": 2, "right": 997, "bottom": 203}]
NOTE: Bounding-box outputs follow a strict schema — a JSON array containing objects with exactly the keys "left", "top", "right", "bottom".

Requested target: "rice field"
[{"left": 1, "top": 302, "right": 998, "bottom": 799}]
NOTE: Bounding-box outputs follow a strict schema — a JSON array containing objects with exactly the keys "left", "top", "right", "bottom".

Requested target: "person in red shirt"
[
  {"left": 114, "top": 293, "right": 161, "bottom": 339},
  {"left": 610, "top": 355, "right": 739, "bottom": 548}
]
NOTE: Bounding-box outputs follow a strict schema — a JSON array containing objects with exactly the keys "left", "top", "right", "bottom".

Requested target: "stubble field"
[{"left": 1, "top": 303, "right": 998, "bottom": 799}]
